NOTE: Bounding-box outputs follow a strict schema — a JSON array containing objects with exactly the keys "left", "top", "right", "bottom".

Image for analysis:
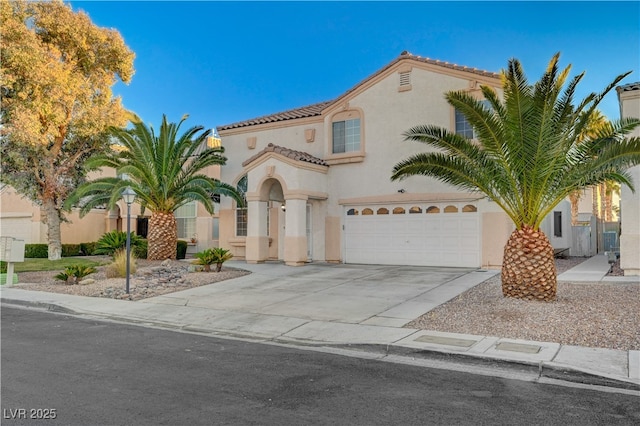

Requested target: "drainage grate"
[{"left": 414, "top": 335, "right": 477, "bottom": 347}]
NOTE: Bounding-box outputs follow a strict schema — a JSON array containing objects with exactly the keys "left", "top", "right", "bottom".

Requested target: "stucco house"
[{"left": 215, "top": 52, "right": 542, "bottom": 268}]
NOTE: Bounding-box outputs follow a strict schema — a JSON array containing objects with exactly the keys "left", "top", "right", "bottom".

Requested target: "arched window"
[
  {"left": 377, "top": 207, "right": 389, "bottom": 215},
  {"left": 362, "top": 208, "right": 374, "bottom": 215},
  {"left": 444, "top": 205, "right": 458, "bottom": 213},
  {"left": 409, "top": 206, "right": 422, "bottom": 214},
  {"left": 462, "top": 204, "right": 477, "bottom": 212},
  {"left": 347, "top": 208, "right": 359, "bottom": 216},
  {"left": 426, "top": 206, "right": 440, "bottom": 214},
  {"left": 393, "top": 207, "right": 406, "bottom": 214},
  {"left": 235, "top": 175, "right": 248, "bottom": 236}
]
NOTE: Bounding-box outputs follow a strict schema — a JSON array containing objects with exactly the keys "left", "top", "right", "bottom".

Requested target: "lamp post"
[{"left": 121, "top": 187, "right": 136, "bottom": 294}]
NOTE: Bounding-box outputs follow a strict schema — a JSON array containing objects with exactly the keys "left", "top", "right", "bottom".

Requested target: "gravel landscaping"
[
  {"left": 406, "top": 257, "right": 640, "bottom": 351},
  {"left": 12, "top": 259, "right": 251, "bottom": 301}
]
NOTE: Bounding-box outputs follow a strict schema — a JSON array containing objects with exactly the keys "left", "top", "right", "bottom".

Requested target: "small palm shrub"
[
  {"left": 104, "top": 249, "right": 137, "bottom": 278},
  {"left": 193, "top": 247, "right": 233, "bottom": 272},
  {"left": 192, "top": 248, "right": 216, "bottom": 272},
  {"left": 94, "top": 231, "right": 145, "bottom": 257},
  {"left": 211, "top": 248, "right": 233, "bottom": 272},
  {"left": 54, "top": 264, "right": 97, "bottom": 285}
]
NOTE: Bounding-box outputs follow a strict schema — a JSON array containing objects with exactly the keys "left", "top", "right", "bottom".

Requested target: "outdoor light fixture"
[
  {"left": 397, "top": 189, "right": 406, "bottom": 193},
  {"left": 121, "top": 186, "right": 136, "bottom": 294}
]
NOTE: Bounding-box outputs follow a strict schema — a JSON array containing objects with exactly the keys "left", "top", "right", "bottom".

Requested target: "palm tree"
[
  {"left": 68, "top": 114, "right": 244, "bottom": 260},
  {"left": 391, "top": 54, "right": 640, "bottom": 301},
  {"left": 569, "top": 110, "right": 608, "bottom": 225}
]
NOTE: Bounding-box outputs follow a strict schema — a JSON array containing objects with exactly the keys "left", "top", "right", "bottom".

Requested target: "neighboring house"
[
  {"left": 0, "top": 169, "right": 123, "bottom": 245},
  {"left": 216, "top": 52, "right": 519, "bottom": 268},
  {"left": 0, "top": 140, "right": 222, "bottom": 256},
  {"left": 617, "top": 82, "right": 640, "bottom": 276}
]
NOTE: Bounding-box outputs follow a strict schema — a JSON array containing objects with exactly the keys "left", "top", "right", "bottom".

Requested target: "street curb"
[
  {"left": 1, "top": 298, "right": 77, "bottom": 314},
  {"left": 308, "top": 343, "right": 640, "bottom": 391},
  {"left": 3, "top": 298, "right": 638, "bottom": 392}
]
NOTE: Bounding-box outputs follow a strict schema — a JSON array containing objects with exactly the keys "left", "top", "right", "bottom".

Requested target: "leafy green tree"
[
  {"left": 67, "top": 115, "right": 244, "bottom": 260},
  {"left": 0, "top": 0, "right": 135, "bottom": 260},
  {"left": 392, "top": 54, "right": 640, "bottom": 301}
]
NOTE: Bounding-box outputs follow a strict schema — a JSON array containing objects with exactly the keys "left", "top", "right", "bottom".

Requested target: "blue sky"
[{"left": 71, "top": 1, "right": 640, "bottom": 132}]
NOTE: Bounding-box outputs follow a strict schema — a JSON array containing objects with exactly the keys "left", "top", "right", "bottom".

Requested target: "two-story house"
[{"left": 215, "top": 52, "right": 516, "bottom": 268}]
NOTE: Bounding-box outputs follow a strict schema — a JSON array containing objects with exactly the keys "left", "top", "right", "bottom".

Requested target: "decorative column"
[
  {"left": 283, "top": 195, "right": 308, "bottom": 266},
  {"left": 105, "top": 207, "right": 120, "bottom": 232},
  {"left": 245, "top": 196, "right": 269, "bottom": 263}
]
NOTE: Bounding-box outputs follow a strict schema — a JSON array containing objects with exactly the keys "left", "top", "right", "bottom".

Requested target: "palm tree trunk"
[
  {"left": 599, "top": 183, "right": 606, "bottom": 220},
  {"left": 501, "top": 225, "right": 557, "bottom": 301},
  {"left": 568, "top": 191, "right": 580, "bottom": 225},
  {"left": 147, "top": 211, "right": 177, "bottom": 260},
  {"left": 604, "top": 185, "right": 613, "bottom": 222}
]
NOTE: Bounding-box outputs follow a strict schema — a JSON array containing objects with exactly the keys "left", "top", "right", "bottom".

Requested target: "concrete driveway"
[{"left": 140, "top": 261, "right": 496, "bottom": 329}]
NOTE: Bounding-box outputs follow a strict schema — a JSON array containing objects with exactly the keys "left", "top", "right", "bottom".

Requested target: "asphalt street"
[{"left": 1, "top": 306, "right": 638, "bottom": 426}]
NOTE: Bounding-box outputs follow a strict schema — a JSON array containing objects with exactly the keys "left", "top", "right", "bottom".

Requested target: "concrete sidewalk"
[{"left": 2, "top": 256, "right": 638, "bottom": 391}]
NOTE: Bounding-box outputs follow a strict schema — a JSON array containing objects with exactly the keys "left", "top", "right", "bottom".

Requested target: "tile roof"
[
  {"left": 242, "top": 143, "right": 329, "bottom": 167},
  {"left": 398, "top": 51, "right": 500, "bottom": 79},
  {"left": 617, "top": 82, "right": 640, "bottom": 92},
  {"left": 218, "top": 52, "right": 499, "bottom": 132},
  {"left": 218, "top": 100, "right": 334, "bottom": 131}
]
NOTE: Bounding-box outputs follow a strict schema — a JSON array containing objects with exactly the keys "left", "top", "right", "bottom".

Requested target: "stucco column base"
[
  {"left": 620, "top": 234, "right": 640, "bottom": 276},
  {"left": 284, "top": 236, "right": 307, "bottom": 266},
  {"left": 245, "top": 236, "right": 270, "bottom": 264}
]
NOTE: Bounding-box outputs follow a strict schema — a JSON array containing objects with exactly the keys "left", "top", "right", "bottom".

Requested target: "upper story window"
[
  {"left": 332, "top": 118, "right": 360, "bottom": 153},
  {"left": 455, "top": 100, "right": 491, "bottom": 139},
  {"left": 455, "top": 108, "right": 475, "bottom": 139}
]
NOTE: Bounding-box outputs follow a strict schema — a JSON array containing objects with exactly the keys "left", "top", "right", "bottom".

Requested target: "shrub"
[
  {"left": 61, "top": 244, "right": 81, "bottom": 257},
  {"left": 94, "top": 231, "right": 145, "bottom": 257},
  {"left": 133, "top": 239, "right": 148, "bottom": 259},
  {"left": 54, "top": 264, "right": 97, "bottom": 285},
  {"left": 0, "top": 261, "right": 6, "bottom": 273},
  {"left": 192, "top": 248, "right": 216, "bottom": 272},
  {"left": 104, "top": 249, "right": 136, "bottom": 278},
  {"left": 80, "top": 242, "right": 98, "bottom": 256},
  {"left": 176, "top": 240, "right": 188, "bottom": 260},
  {"left": 24, "top": 244, "right": 48, "bottom": 258},
  {"left": 193, "top": 247, "right": 233, "bottom": 272},
  {"left": 211, "top": 247, "right": 233, "bottom": 272}
]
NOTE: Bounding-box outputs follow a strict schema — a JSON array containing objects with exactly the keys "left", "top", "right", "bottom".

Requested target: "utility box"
[
  {"left": 0, "top": 237, "right": 25, "bottom": 263},
  {"left": 0, "top": 237, "right": 25, "bottom": 286}
]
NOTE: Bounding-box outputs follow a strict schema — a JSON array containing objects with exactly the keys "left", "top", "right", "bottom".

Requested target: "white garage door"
[{"left": 344, "top": 203, "right": 480, "bottom": 267}]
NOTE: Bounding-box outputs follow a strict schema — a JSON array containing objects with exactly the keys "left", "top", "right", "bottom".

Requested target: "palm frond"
[{"left": 392, "top": 54, "right": 640, "bottom": 230}]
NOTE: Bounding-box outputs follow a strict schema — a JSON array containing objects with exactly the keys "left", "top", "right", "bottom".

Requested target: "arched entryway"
[{"left": 245, "top": 176, "right": 311, "bottom": 266}]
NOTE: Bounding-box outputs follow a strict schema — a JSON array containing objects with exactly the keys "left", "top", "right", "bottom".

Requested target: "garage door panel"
[{"left": 345, "top": 205, "right": 479, "bottom": 267}]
